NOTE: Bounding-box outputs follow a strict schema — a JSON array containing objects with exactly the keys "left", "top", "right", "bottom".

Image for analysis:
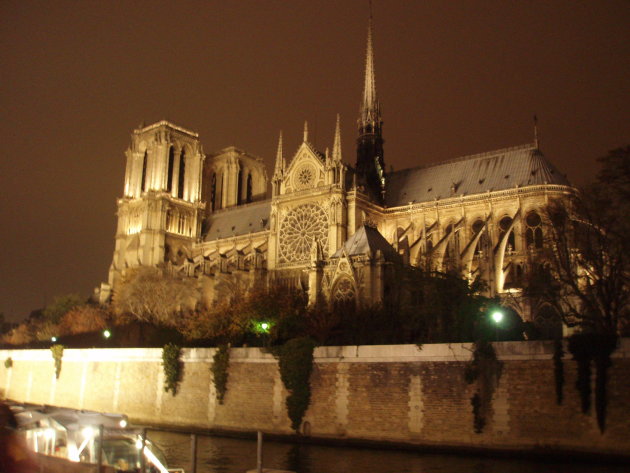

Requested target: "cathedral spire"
[
  {"left": 273, "top": 130, "right": 284, "bottom": 179},
  {"left": 356, "top": 4, "right": 386, "bottom": 203},
  {"left": 359, "top": 5, "right": 380, "bottom": 128},
  {"left": 333, "top": 114, "right": 342, "bottom": 162},
  {"left": 303, "top": 121, "right": 309, "bottom": 142}
]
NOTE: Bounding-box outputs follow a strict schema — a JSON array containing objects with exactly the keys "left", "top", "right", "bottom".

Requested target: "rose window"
[
  {"left": 278, "top": 204, "right": 328, "bottom": 264},
  {"left": 293, "top": 164, "right": 316, "bottom": 190}
]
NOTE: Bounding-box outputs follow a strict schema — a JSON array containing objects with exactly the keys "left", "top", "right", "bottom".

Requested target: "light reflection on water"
[{"left": 147, "top": 430, "right": 627, "bottom": 473}]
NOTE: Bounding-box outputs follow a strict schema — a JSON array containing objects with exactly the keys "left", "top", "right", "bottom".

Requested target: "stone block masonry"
[{"left": 1, "top": 340, "right": 629, "bottom": 456}]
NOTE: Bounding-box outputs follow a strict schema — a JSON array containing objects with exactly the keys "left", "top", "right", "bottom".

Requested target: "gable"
[{"left": 284, "top": 142, "right": 326, "bottom": 193}]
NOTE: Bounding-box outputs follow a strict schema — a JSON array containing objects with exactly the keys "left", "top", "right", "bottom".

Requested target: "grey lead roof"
[
  {"left": 385, "top": 144, "right": 571, "bottom": 208},
  {"left": 332, "top": 225, "right": 398, "bottom": 261},
  {"left": 203, "top": 200, "right": 271, "bottom": 241}
]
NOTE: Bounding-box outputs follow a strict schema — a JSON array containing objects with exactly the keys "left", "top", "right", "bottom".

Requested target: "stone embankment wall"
[{"left": 1, "top": 340, "right": 629, "bottom": 456}]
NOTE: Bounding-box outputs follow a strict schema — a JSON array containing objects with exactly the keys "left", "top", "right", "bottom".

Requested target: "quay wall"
[{"left": 1, "top": 340, "right": 630, "bottom": 456}]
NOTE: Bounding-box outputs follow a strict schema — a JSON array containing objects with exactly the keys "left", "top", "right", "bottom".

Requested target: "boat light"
[{"left": 144, "top": 447, "right": 169, "bottom": 473}]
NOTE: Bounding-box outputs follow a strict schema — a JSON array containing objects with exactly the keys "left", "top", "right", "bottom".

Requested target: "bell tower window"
[
  {"left": 178, "top": 149, "right": 186, "bottom": 199},
  {"left": 141, "top": 151, "right": 148, "bottom": 192},
  {"left": 237, "top": 168, "right": 243, "bottom": 205},
  {"left": 167, "top": 146, "right": 175, "bottom": 193}
]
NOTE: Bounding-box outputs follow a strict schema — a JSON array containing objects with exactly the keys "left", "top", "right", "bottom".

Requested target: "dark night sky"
[{"left": 1, "top": 0, "right": 628, "bottom": 322}]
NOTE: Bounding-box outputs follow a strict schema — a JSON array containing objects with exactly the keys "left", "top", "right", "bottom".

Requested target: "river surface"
[{"left": 147, "top": 430, "right": 627, "bottom": 473}]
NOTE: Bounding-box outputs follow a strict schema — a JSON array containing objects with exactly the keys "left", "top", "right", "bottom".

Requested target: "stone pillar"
[
  {"left": 408, "top": 374, "right": 424, "bottom": 434},
  {"left": 335, "top": 364, "right": 349, "bottom": 435}
]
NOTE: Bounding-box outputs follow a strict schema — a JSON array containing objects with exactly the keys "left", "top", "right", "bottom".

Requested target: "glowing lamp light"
[
  {"left": 254, "top": 321, "right": 271, "bottom": 334},
  {"left": 51, "top": 336, "right": 57, "bottom": 342},
  {"left": 491, "top": 311, "right": 504, "bottom": 324},
  {"left": 119, "top": 419, "right": 127, "bottom": 428},
  {"left": 103, "top": 329, "right": 112, "bottom": 339}
]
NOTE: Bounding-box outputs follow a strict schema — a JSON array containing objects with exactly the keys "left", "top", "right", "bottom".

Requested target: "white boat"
[{"left": 7, "top": 402, "right": 183, "bottom": 473}]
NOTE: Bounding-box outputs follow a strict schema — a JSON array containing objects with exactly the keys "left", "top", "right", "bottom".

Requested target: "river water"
[{"left": 147, "top": 430, "right": 627, "bottom": 473}]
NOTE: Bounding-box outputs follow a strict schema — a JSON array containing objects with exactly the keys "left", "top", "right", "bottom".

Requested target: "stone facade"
[
  {"left": 101, "top": 21, "right": 574, "bottom": 329},
  {"left": 2, "top": 341, "right": 629, "bottom": 455}
]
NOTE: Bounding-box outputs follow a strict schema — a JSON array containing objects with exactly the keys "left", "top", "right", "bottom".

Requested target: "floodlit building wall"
[{"left": 1, "top": 341, "right": 629, "bottom": 456}]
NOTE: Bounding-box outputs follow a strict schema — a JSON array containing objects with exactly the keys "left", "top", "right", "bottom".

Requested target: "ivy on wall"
[
  {"left": 273, "top": 337, "right": 316, "bottom": 432},
  {"left": 4, "top": 357, "right": 12, "bottom": 369},
  {"left": 568, "top": 333, "right": 617, "bottom": 433},
  {"left": 162, "top": 343, "right": 182, "bottom": 396},
  {"left": 464, "top": 339, "right": 502, "bottom": 433},
  {"left": 51, "top": 344, "right": 64, "bottom": 379},
  {"left": 211, "top": 344, "right": 230, "bottom": 404}
]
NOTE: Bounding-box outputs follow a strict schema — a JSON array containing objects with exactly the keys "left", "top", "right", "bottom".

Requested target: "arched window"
[
  {"left": 525, "top": 211, "right": 543, "bottom": 249},
  {"left": 332, "top": 277, "right": 356, "bottom": 309},
  {"left": 396, "top": 226, "right": 409, "bottom": 262},
  {"left": 471, "top": 218, "right": 488, "bottom": 256},
  {"left": 425, "top": 236, "right": 433, "bottom": 253},
  {"left": 444, "top": 223, "right": 460, "bottom": 270},
  {"left": 141, "top": 151, "right": 148, "bottom": 192},
  {"left": 177, "top": 149, "right": 186, "bottom": 199},
  {"left": 166, "top": 147, "right": 175, "bottom": 192},
  {"left": 246, "top": 174, "right": 253, "bottom": 203},
  {"left": 499, "top": 216, "right": 515, "bottom": 252}
]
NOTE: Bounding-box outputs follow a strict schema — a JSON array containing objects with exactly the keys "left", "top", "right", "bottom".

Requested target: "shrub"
[
  {"left": 58, "top": 305, "right": 110, "bottom": 335},
  {"left": 51, "top": 344, "right": 64, "bottom": 379},
  {"left": 211, "top": 344, "right": 230, "bottom": 404},
  {"left": 273, "top": 337, "right": 315, "bottom": 432},
  {"left": 162, "top": 343, "right": 182, "bottom": 395}
]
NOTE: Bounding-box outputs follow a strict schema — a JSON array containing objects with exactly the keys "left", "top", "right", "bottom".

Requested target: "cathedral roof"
[
  {"left": 203, "top": 200, "right": 271, "bottom": 241},
  {"left": 385, "top": 144, "right": 571, "bottom": 208},
  {"left": 332, "top": 225, "right": 398, "bottom": 261}
]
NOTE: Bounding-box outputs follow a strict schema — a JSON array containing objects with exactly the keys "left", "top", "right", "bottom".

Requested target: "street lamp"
[
  {"left": 491, "top": 310, "right": 504, "bottom": 341},
  {"left": 491, "top": 311, "right": 504, "bottom": 324},
  {"left": 103, "top": 329, "right": 111, "bottom": 339}
]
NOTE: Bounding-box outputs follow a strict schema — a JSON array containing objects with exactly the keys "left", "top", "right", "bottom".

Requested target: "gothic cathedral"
[{"left": 102, "top": 18, "right": 574, "bottom": 336}]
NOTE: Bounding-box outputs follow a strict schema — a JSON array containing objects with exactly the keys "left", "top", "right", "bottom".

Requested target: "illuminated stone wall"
[{"left": 1, "top": 340, "right": 629, "bottom": 455}]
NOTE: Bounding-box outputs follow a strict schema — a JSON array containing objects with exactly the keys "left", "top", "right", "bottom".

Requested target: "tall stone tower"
[
  {"left": 108, "top": 121, "right": 205, "bottom": 290},
  {"left": 355, "top": 13, "right": 385, "bottom": 203}
]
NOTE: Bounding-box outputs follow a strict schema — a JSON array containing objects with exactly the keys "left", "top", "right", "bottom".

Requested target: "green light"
[
  {"left": 103, "top": 330, "right": 111, "bottom": 339},
  {"left": 253, "top": 321, "right": 271, "bottom": 334},
  {"left": 491, "top": 311, "right": 504, "bottom": 324}
]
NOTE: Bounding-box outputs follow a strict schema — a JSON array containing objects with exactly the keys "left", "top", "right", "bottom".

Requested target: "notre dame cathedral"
[{"left": 101, "top": 18, "right": 574, "bottom": 336}]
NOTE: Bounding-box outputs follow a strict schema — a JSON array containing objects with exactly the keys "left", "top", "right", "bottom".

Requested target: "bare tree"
[
  {"left": 537, "top": 147, "right": 629, "bottom": 335},
  {"left": 113, "top": 267, "right": 199, "bottom": 326}
]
